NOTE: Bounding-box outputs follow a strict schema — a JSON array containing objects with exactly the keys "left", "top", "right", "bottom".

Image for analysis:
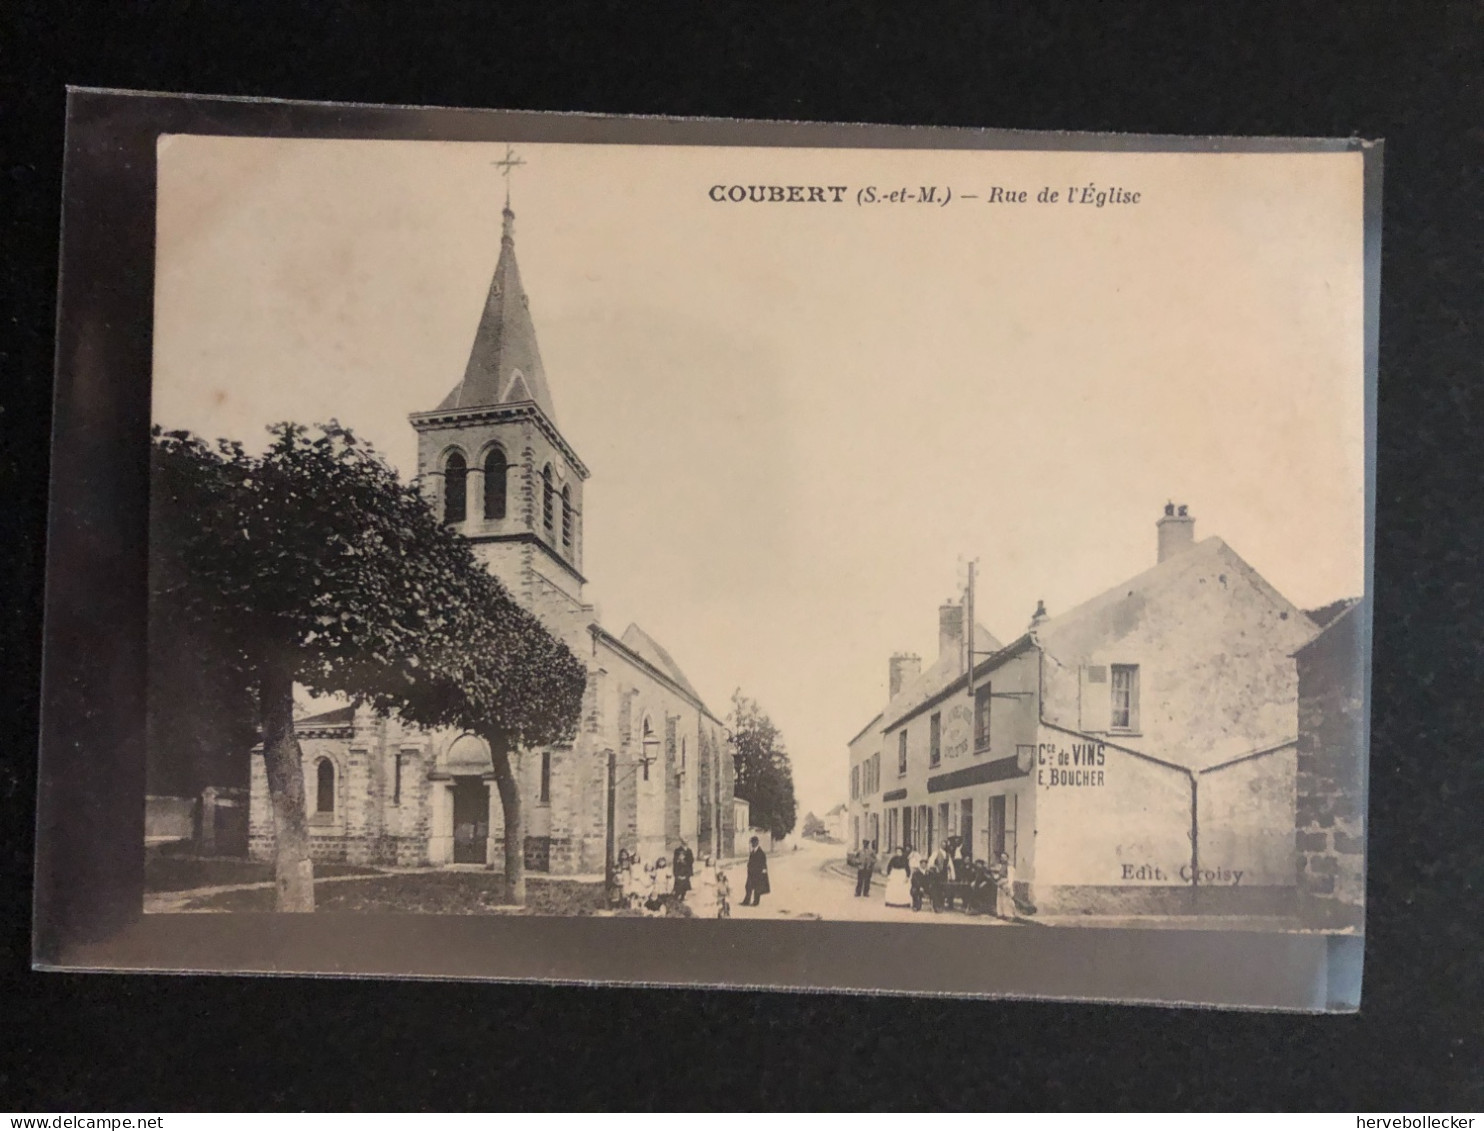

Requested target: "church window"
[
  {"left": 392, "top": 754, "right": 403, "bottom": 806},
  {"left": 443, "top": 451, "right": 467, "bottom": 524},
  {"left": 315, "top": 758, "right": 335, "bottom": 814},
  {"left": 641, "top": 716, "right": 656, "bottom": 781},
  {"left": 542, "top": 464, "right": 555, "bottom": 536},
  {"left": 539, "top": 751, "right": 551, "bottom": 804},
  {"left": 483, "top": 448, "right": 507, "bottom": 520},
  {"left": 561, "top": 486, "right": 573, "bottom": 553}
]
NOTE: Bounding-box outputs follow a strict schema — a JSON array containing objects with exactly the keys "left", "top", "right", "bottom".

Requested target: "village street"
[{"left": 721, "top": 837, "right": 1014, "bottom": 926}]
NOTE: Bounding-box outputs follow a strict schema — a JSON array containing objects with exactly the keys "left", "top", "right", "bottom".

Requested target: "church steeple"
[
  {"left": 410, "top": 169, "right": 589, "bottom": 613},
  {"left": 434, "top": 202, "right": 559, "bottom": 422}
]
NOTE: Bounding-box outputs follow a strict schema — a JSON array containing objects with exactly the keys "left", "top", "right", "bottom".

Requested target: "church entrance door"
[{"left": 452, "top": 777, "right": 489, "bottom": 864}]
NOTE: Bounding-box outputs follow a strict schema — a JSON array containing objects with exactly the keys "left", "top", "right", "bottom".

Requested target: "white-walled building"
[{"left": 847, "top": 505, "right": 1322, "bottom": 917}]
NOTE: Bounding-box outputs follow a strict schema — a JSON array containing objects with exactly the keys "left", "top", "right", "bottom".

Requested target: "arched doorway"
[{"left": 446, "top": 733, "right": 493, "bottom": 865}]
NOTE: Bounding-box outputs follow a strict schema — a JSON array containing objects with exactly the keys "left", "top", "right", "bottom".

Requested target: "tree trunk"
[
  {"left": 485, "top": 729, "right": 524, "bottom": 905},
  {"left": 260, "top": 665, "right": 315, "bottom": 912}
]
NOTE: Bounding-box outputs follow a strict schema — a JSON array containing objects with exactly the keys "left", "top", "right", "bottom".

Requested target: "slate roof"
[
  {"left": 1033, "top": 535, "right": 1317, "bottom": 661},
  {"left": 619, "top": 623, "right": 705, "bottom": 703},
  {"left": 878, "top": 623, "right": 1003, "bottom": 731},
  {"left": 1293, "top": 597, "right": 1365, "bottom": 659},
  {"left": 294, "top": 704, "right": 354, "bottom": 729},
  {"left": 435, "top": 206, "right": 559, "bottom": 423}
]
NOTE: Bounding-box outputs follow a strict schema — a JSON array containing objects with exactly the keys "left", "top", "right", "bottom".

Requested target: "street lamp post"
[{"left": 602, "top": 736, "right": 662, "bottom": 908}]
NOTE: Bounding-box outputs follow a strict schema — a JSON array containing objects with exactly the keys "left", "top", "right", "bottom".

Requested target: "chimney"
[
  {"left": 1157, "top": 501, "right": 1196, "bottom": 563},
  {"left": 1028, "top": 599, "right": 1048, "bottom": 631},
  {"left": 888, "top": 653, "right": 921, "bottom": 698},
  {"left": 939, "top": 601, "right": 965, "bottom": 670}
]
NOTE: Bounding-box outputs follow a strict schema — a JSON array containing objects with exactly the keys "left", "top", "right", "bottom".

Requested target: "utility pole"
[
  {"left": 965, "top": 559, "right": 977, "bottom": 695},
  {"left": 604, "top": 749, "right": 617, "bottom": 907}
]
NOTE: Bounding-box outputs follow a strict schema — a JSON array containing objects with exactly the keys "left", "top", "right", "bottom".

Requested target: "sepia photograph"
[
  {"left": 12, "top": 5, "right": 1482, "bottom": 1109},
  {"left": 139, "top": 129, "right": 1370, "bottom": 941}
]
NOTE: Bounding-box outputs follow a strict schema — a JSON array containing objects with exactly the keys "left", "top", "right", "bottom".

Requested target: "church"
[{"left": 248, "top": 194, "right": 737, "bottom": 876}]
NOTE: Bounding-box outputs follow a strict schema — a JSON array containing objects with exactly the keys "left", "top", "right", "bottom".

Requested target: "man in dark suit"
[
  {"left": 672, "top": 838, "right": 694, "bottom": 903},
  {"left": 854, "top": 839, "right": 878, "bottom": 897},
  {"left": 742, "top": 836, "right": 770, "bottom": 906}
]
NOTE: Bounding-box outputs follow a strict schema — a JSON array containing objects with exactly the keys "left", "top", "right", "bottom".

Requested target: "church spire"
[{"left": 434, "top": 150, "right": 558, "bottom": 421}]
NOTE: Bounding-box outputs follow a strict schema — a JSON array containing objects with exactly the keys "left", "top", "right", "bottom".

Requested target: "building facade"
[
  {"left": 848, "top": 505, "right": 1331, "bottom": 918},
  {"left": 250, "top": 202, "right": 736, "bottom": 875},
  {"left": 1293, "top": 601, "right": 1367, "bottom": 931}
]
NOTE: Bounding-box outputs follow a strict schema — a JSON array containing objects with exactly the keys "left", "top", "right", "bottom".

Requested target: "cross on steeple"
[{"left": 493, "top": 144, "right": 525, "bottom": 208}]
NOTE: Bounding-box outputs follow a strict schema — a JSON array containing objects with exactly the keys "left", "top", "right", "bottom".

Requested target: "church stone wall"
[{"left": 249, "top": 720, "right": 436, "bottom": 869}]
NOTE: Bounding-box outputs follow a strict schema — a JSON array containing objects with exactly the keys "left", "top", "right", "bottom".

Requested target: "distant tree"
[
  {"left": 801, "top": 811, "right": 825, "bottom": 838},
  {"left": 729, "top": 691, "right": 797, "bottom": 841},
  {"left": 150, "top": 422, "right": 585, "bottom": 910}
]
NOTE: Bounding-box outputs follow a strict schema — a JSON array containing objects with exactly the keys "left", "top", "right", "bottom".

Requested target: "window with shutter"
[
  {"left": 973, "top": 682, "right": 992, "bottom": 751},
  {"left": 1111, "top": 664, "right": 1140, "bottom": 731}
]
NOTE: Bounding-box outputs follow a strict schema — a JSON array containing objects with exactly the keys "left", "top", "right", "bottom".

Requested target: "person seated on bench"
[{"left": 965, "top": 858, "right": 997, "bottom": 915}]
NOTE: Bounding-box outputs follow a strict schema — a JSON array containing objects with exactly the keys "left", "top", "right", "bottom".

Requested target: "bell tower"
[{"left": 409, "top": 179, "right": 590, "bottom": 631}]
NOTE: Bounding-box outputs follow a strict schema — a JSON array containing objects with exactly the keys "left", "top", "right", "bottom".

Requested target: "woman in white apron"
[{"left": 883, "top": 844, "right": 913, "bottom": 907}]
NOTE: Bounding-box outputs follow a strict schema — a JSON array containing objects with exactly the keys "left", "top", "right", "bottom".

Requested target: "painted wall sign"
[
  {"left": 942, "top": 704, "right": 972, "bottom": 759},
  {"left": 1036, "top": 742, "right": 1107, "bottom": 787}
]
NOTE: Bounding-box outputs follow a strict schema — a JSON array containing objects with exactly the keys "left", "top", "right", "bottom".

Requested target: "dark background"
[{"left": 2, "top": 1, "right": 1481, "bottom": 1111}]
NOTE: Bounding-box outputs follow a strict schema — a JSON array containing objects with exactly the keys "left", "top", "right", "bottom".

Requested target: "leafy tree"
[
  {"left": 148, "top": 478, "right": 259, "bottom": 802},
  {"left": 150, "top": 422, "right": 585, "bottom": 910},
  {"left": 801, "top": 812, "right": 825, "bottom": 838},
  {"left": 375, "top": 559, "right": 586, "bottom": 905},
  {"left": 729, "top": 691, "right": 797, "bottom": 841}
]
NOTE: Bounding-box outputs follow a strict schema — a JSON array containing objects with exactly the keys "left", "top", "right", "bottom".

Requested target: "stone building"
[
  {"left": 250, "top": 202, "right": 736, "bottom": 875},
  {"left": 1293, "top": 600, "right": 1368, "bottom": 931},
  {"left": 847, "top": 505, "right": 1334, "bottom": 919}
]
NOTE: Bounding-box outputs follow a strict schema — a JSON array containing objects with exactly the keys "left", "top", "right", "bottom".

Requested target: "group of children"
[{"left": 614, "top": 849, "right": 731, "bottom": 918}]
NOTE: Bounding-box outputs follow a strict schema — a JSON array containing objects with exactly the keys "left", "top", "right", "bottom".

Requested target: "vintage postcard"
[{"left": 37, "top": 92, "right": 1378, "bottom": 1008}]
